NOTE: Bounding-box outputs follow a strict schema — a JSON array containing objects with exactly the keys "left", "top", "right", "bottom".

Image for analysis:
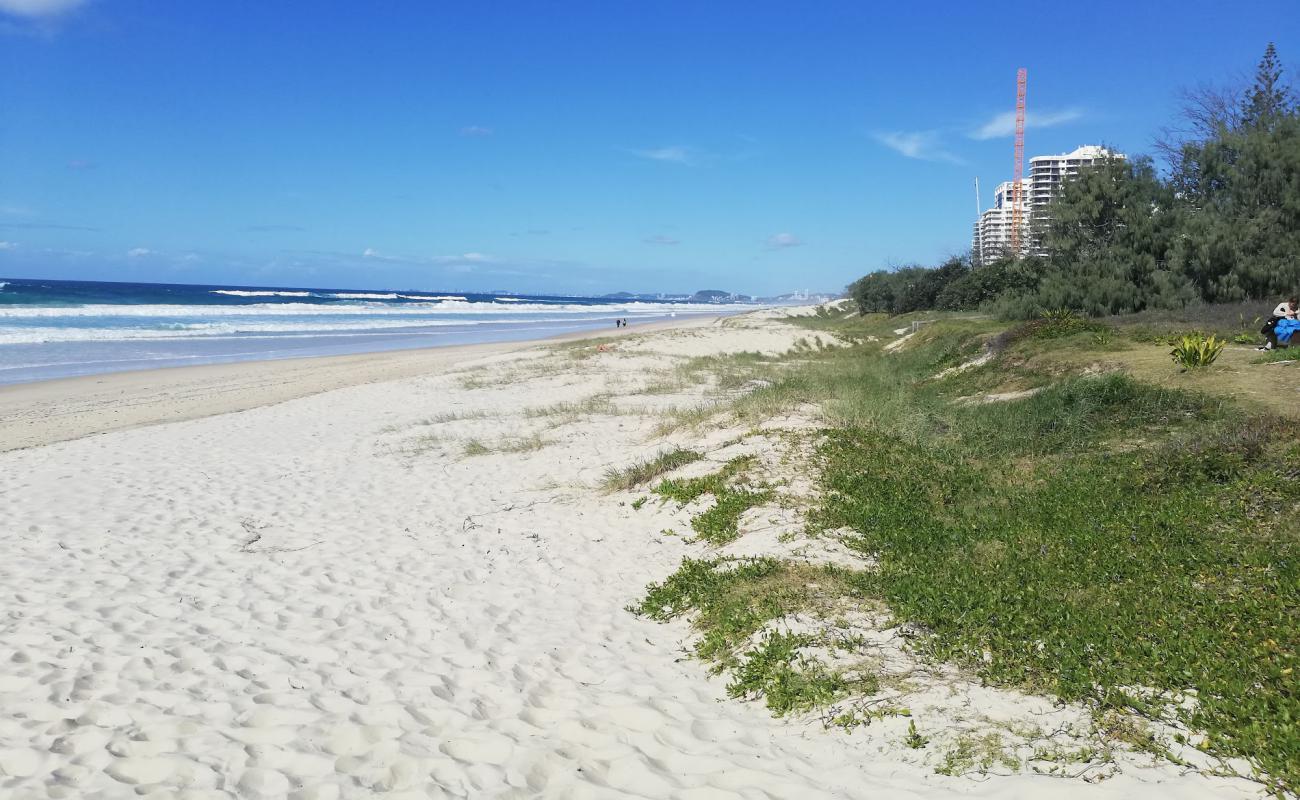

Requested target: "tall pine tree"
[{"left": 1241, "top": 43, "right": 1292, "bottom": 129}]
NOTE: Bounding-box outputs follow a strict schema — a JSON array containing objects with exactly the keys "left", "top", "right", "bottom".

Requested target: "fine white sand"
[{"left": 0, "top": 312, "right": 1259, "bottom": 798}]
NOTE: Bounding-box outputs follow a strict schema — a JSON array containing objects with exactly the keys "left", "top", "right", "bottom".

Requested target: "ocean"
[{"left": 0, "top": 278, "right": 751, "bottom": 385}]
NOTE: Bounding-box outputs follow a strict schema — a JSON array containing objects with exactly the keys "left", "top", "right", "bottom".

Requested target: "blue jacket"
[{"left": 1276, "top": 318, "right": 1300, "bottom": 343}]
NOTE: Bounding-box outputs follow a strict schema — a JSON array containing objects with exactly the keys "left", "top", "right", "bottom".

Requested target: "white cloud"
[
  {"left": 0, "top": 240, "right": 15, "bottom": 250},
  {"left": 969, "top": 108, "right": 1084, "bottom": 140},
  {"left": 428, "top": 252, "right": 495, "bottom": 268},
  {"left": 873, "top": 131, "right": 963, "bottom": 164},
  {"left": 359, "top": 248, "right": 497, "bottom": 268},
  {"left": 765, "top": 232, "right": 802, "bottom": 250},
  {"left": 362, "top": 247, "right": 413, "bottom": 263},
  {"left": 459, "top": 125, "right": 493, "bottom": 138},
  {"left": 630, "top": 146, "right": 694, "bottom": 165},
  {"left": 126, "top": 247, "right": 154, "bottom": 257},
  {"left": 0, "top": 0, "right": 85, "bottom": 18},
  {"left": 644, "top": 234, "right": 680, "bottom": 246}
]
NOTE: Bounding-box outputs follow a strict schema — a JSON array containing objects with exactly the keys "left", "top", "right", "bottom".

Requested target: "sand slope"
[{"left": 0, "top": 315, "right": 1257, "bottom": 798}]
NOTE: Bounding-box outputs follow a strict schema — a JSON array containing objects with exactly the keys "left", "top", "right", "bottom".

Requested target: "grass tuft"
[
  {"left": 463, "top": 434, "right": 550, "bottom": 456},
  {"left": 602, "top": 448, "right": 704, "bottom": 491}
]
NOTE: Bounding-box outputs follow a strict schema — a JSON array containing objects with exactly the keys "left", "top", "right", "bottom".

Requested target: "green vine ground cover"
[
  {"left": 634, "top": 310, "right": 1300, "bottom": 793},
  {"left": 653, "top": 455, "right": 773, "bottom": 544}
]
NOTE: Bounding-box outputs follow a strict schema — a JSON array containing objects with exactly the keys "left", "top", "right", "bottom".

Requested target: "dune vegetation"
[{"left": 635, "top": 305, "right": 1300, "bottom": 794}]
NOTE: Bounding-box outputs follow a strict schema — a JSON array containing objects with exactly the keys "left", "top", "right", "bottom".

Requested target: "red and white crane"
[{"left": 1009, "top": 68, "right": 1027, "bottom": 255}]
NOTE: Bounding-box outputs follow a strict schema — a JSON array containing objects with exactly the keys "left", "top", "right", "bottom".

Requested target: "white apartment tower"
[
  {"left": 973, "top": 145, "right": 1125, "bottom": 263},
  {"left": 972, "top": 179, "right": 1030, "bottom": 264}
]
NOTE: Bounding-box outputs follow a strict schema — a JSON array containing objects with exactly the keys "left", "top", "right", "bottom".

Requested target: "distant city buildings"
[{"left": 972, "top": 145, "right": 1124, "bottom": 264}]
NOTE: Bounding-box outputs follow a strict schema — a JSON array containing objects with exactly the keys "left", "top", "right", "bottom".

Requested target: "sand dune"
[{"left": 0, "top": 314, "right": 1257, "bottom": 798}]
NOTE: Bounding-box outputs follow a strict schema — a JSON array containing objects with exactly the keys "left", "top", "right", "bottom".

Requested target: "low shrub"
[{"left": 1169, "top": 334, "right": 1226, "bottom": 368}]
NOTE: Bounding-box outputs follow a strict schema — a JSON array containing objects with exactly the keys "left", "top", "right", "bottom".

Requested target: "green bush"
[
  {"left": 848, "top": 257, "right": 969, "bottom": 315},
  {"left": 936, "top": 256, "right": 1047, "bottom": 311}
]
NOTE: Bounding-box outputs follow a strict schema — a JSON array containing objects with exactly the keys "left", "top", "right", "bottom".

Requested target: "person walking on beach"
[{"left": 1260, "top": 296, "right": 1299, "bottom": 350}]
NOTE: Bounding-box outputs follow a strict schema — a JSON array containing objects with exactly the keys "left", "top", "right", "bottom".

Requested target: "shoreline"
[{"left": 0, "top": 314, "right": 720, "bottom": 453}]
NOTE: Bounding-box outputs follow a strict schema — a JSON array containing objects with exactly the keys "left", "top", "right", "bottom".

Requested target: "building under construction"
[
  {"left": 970, "top": 68, "right": 1124, "bottom": 265},
  {"left": 972, "top": 145, "right": 1124, "bottom": 263}
]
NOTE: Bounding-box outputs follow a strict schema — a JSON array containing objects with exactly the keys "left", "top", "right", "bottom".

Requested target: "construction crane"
[{"left": 1009, "top": 68, "right": 1027, "bottom": 255}]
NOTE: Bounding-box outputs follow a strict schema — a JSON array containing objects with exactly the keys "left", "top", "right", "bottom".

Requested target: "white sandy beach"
[{"left": 0, "top": 312, "right": 1260, "bottom": 799}]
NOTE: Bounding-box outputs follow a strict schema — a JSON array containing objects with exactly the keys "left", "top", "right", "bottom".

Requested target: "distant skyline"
[{"left": 0, "top": 1, "right": 1295, "bottom": 296}]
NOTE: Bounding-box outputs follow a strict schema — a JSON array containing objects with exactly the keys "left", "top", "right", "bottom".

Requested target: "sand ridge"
[{"left": 0, "top": 311, "right": 1257, "bottom": 798}]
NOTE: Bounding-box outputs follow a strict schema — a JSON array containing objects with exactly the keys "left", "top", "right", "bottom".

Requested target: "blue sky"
[{"left": 0, "top": 1, "right": 1294, "bottom": 296}]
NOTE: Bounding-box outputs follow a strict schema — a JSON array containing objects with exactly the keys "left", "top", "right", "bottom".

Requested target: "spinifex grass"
[{"left": 601, "top": 448, "right": 703, "bottom": 491}]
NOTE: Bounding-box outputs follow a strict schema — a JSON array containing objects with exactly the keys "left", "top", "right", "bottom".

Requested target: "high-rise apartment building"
[
  {"left": 972, "top": 179, "right": 1030, "bottom": 264},
  {"left": 973, "top": 145, "right": 1124, "bottom": 263}
]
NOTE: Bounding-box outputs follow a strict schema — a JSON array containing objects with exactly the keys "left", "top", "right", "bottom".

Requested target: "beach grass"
[
  {"left": 463, "top": 433, "right": 550, "bottom": 456},
  {"left": 523, "top": 395, "right": 620, "bottom": 421},
  {"left": 601, "top": 447, "right": 703, "bottom": 491}
]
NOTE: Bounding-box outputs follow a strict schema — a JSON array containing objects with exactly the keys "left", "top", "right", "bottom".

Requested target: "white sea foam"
[
  {"left": 0, "top": 301, "right": 739, "bottom": 318},
  {"left": 0, "top": 309, "right": 722, "bottom": 345},
  {"left": 0, "top": 318, "right": 484, "bottom": 345},
  {"left": 323, "top": 292, "right": 400, "bottom": 300},
  {"left": 211, "top": 290, "right": 313, "bottom": 297},
  {"left": 495, "top": 297, "right": 526, "bottom": 302},
  {"left": 0, "top": 298, "right": 749, "bottom": 352},
  {"left": 400, "top": 294, "right": 467, "bottom": 301}
]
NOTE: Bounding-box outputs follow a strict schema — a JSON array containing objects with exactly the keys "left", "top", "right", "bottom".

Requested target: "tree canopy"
[{"left": 847, "top": 44, "right": 1300, "bottom": 319}]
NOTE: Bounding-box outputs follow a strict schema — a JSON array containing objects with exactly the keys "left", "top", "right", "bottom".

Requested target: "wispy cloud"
[
  {"left": 969, "top": 108, "right": 1084, "bottom": 140},
  {"left": 629, "top": 145, "right": 695, "bottom": 165},
  {"left": 0, "top": 0, "right": 86, "bottom": 18},
  {"left": 0, "top": 241, "right": 16, "bottom": 250},
  {"left": 432, "top": 252, "right": 493, "bottom": 265},
  {"left": 126, "top": 247, "right": 154, "bottom": 258},
  {"left": 357, "top": 248, "right": 498, "bottom": 268},
  {"left": 361, "top": 247, "right": 403, "bottom": 263},
  {"left": 765, "top": 232, "right": 803, "bottom": 250},
  {"left": 873, "top": 131, "right": 963, "bottom": 164},
  {"left": 644, "top": 234, "right": 680, "bottom": 246},
  {"left": 459, "top": 125, "right": 494, "bottom": 138}
]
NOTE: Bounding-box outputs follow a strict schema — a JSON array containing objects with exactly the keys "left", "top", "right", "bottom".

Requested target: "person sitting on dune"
[
  {"left": 1274, "top": 316, "right": 1300, "bottom": 350},
  {"left": 1259, "top": 296, "right": 1299, "bottom": 350}
]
